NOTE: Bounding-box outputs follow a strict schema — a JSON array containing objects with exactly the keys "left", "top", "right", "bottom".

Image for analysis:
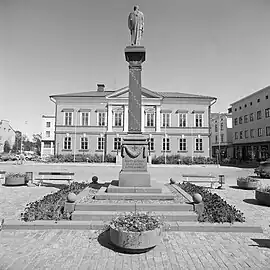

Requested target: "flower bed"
[
  {"left": 255, "top": 186, "right": 270, "bottom": 206},
  {"left": 236, "top": 176, "right": 260, "bottom": 190},
  {"left": 21, "top": 182, "right": 94, "bottom": 221},
  {"left": 179, "top": 182, "right": 245, "bottom": 223},
  {"left": 109, "top": 212, "right": 163, "bottom": 250}
]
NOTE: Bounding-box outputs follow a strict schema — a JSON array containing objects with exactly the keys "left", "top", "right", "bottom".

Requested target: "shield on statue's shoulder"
[{"left": 128, "top": 12, "right": 136, "bottom": 30}]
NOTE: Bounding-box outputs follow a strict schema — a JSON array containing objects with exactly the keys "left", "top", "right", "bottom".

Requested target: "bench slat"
[
  {"left": 182, "top": 174, "right": 216, "bottom": 178},
  {"left": 38, "top": 172, "right": 74, "bottom": 176}
]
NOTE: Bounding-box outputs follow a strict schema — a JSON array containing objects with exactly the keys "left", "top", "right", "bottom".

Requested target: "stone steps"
[
  {"left": 75, "top": 203, "right": 193, "bottom": 212},
  {"left": 72, "top": 211, "right": 198, "bottom": 222},
  {"left": 95, "top": 192, "right": 174, "bottom": 200}
]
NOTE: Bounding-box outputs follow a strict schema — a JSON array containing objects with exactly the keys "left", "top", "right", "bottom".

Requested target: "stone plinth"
[{"left": 119, "top": 134, "right": 150, "bottom": 187}]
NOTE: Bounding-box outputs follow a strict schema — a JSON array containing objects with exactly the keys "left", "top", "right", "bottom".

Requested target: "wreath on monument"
[{"left": 121, "top": 145, "right": 146, "bottom": 159}]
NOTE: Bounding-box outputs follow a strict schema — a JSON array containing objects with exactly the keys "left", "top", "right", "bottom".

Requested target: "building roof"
[
  {"left": 230, "top": 85, "right": 270, "bottom": 106},
  {"left": 50, "top": 86, "right": 216, "bottom": 100}
]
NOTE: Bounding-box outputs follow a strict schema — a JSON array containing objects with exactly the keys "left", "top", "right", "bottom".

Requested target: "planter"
[
  {"left": 237, "top": 179, "right": 259, "bottom": 190},
  {"left": 255, "top": 190, "right": 270, "bottom": 206},
  {"left": 5, "top": 176, "right": 26, "bottom": 186},
  {"left": 109, "top": 225, "right": 162, "bottom": 250}
]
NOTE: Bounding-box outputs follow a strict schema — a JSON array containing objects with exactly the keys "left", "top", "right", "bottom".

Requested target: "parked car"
[{"left": 0, "top": 153, "right": 17, "bottom": 161}]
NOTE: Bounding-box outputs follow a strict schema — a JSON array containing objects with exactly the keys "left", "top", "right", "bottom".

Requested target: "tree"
[
  {"left": 32, "top": 133, "right": 42, "bottom": 155},
  {"left": 3, "top": 141, "right": 11, "bottom": 153}
]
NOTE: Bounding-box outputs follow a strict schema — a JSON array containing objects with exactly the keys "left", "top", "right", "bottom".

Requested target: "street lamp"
[
  {"left": 148, "top": 134, "right": 152, "bottom": 156},
  {"left": 73, "top": 110, "right": 77, "bottom": 163},
  {"left": 116, "top": 133, "right": 120, "bottom": 156},
  {"left": 100, "top": 133, "right": 105, "bottom": 162},
  {"left": 164, "top": 133, "right": 168, "bottom": 164},
  {"left": 83, "top": 133, "right": 86, "bottom": 156}
]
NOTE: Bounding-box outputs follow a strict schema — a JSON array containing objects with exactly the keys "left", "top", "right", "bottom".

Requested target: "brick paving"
[{"left": 1, "top": 163, "right": 270, "bottom": 269}]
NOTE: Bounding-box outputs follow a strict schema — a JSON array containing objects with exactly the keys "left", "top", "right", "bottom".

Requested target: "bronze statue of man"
[{"left": 128, "top": 5, "right": 144, "bottom": 46}]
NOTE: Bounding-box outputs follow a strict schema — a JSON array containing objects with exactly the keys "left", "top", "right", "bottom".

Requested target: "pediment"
[{"left": 106, "top": 86, "right": 163, "bottom": 100}]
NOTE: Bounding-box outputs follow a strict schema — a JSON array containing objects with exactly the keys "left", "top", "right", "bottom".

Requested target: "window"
[
  {"left": 244, "top": 104, "right": 247, "bottom": 108},
  {"left": 235, "top": 132, "right": 238, "bottom": 139},
  {"left": 244, "top": 115, "right": 248, "bottom": 123},
  {"left": 149, "top": 138, "right": 155, "bottom": 151},
  {"left": 146, "top": 112, "right": 155, "bottom": 127},
  {"left": 257, "top": 111, "right": 262, "bottom": 120},
  {"left": 245, "top": 130, "right": 248, "bottom": 138},
  {"left": 64, "top": 137, "right": 71, "bottom": 150},
  {"left": 98, "top": 112, "right": 106, "bottom": 126},
  {"left": 46, "top": 122, "right": 51, "bottom": 128},
  {"left": 179, "top": 138, "right": 187, "bottom": 151},
  {"left": 234, "top": 118, "right": 238, "bottom": 126},
  {"left": 266, "top": 95, "right": 269, "bottom": 100},
  {"left": 178, "top": 113, "right": 187, "bottom": 127},
  {"left": 239, "top": 117, "right": 243, "bottom": 124},
  {"left": 45, "top": 131, "right": 50, "bottom": 137},
  {"left": 239, "top": 106, "right": 242, "bottom": 110},
  {"left": 162, "top": 137, "right": 170, "bottom": 151},
  {"left": 64, "top": 112, "right": 72, "bottom": 126},
  {"left": 195, "top": 113, "right": 203, "bottom": 127},
  {"left": 221, "top": 134, "right": 224, "bottom": 143},
  {"left": 250, "top": 129, "right": 254, "bottom": 138},
  {"left": 215, "top": 135, "right": 218, "bottom": 143},
  {"left": 257, "top": 98, "right": 260, "bottom": 103},
  {"left": 81, "top": 137, "right": 88, "bottom": 150},
  {"left": 81, "top": 112, "right": 90, "bottom": 126},
  {"left": 220, "top": 122, "right": 224, "bottom": 131},
  {"left": 215, "top": 124, "right": 218, "bottom": 132},
  {"left": 250, "top": 113, "right": 254, "bottom": 122},
  {"left": 114, "top": 137, "right": 121, "bottom": 150},
  {"left": 97, "top": 136, "right": 104, "bottom": 150},
  {"left": 265, "top": 108, "right": 270, "bottom": 118},
  {"left": 114, "top": 112, "right": 123, "bottom": 127},
  {"left": 266, "top": 126, "right": 270, "bottom": 136},
  {"left": 235, "top": 108, "right": 237, "bottom": 112},
  {"left": 240, "top": 131, "right": 243, "bottom": 139},
  {"left": 43, "top": 142, "right": 51, "bottom": 148},
  {"left": 250, "top": 102, "right": 253, "bottom": 106},
  {"left": 162, "top": 113, "right": 171, "bottom": 127},
  {"left": 258, "top": 128, "right": 263, "bottom": 137},
  {"left": 195, "top": 138, "right": 203, "bottom": 151}
]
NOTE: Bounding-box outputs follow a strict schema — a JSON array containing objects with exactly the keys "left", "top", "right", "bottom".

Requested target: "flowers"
[
  {"left": 257, "top": 185, "right": 270, "bottom": 193},
  {"left": 237, "top": 176, "right": 259, "bottom": 182},
  {"left": 110, "top": 212, "right": 163, "bottom": 232},
  {"left": 6, "top": 172, "right": 26, "bottom": 178}
]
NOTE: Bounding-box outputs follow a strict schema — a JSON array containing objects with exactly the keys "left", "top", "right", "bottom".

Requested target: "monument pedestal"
[{"left": 119, "top": 134, "right": 150, "bottom": 187}]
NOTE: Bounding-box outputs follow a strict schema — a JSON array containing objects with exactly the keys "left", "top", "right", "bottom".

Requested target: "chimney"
[{"left": 97, "top": 84, "right": 105, "bottom": 92}]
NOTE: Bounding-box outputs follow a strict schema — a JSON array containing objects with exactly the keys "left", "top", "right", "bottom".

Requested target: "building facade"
[
  {"left": 41, "top": 115, "right": 55, "bottom": 158},
  {"left": 0, "top": 120, "right": 16, "bottom": 153},
  {"left": 50, "top": 85, "right": 216, "bottom": 159},
  {"left": 210, "top": 113, "right": 233, "bottom": 160},
  {"left": 231, "top": 85, "right": 270, "bottom": 161}
]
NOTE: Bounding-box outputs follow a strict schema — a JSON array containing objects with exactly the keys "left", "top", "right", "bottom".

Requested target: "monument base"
[{"left": 119, "top": 170, "right": 151, "bottom": 187}]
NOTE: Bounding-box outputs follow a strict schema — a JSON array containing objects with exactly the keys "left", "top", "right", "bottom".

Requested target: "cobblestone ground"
[
  {"left": 1, "top": 164, "right": 270, "bottom": 269},
  {"left": 0, "top": 230, "right": 270, "bottom": 270}
]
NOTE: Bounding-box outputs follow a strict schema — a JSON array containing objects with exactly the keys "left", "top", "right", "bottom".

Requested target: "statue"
[{"left": 128, "top": 5, "right": 144, "bottom": 46}]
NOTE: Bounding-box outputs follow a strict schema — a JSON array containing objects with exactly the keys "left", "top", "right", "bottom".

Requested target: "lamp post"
[
  {"left": 164, "top": 133, "right": 168, "bottom": 164},
  {"left": 218, "top": 112, "right": 221, "bottom": 165},
  {"left": 116, "top": 133, "right": 120, "bottom": 156},
  {"left": 100, "top": 133, "right": 105, "bottom": 162},
  {"left": 83, "top": 133, "right": 86, "bottom": 157},
  {"left": 148, "top": 134, "right": 152, "bottom": 156}
]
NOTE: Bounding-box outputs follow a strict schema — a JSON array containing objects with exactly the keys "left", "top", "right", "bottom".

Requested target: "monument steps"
[
  {"left": 95, "top": 192, "right": 174, "bottom": 200},
  {"left": 72, "top": 210, "right": 198, "bottom": 222},
  {"left": 75, "top": 203, "right": 193, "bottom": 212}
]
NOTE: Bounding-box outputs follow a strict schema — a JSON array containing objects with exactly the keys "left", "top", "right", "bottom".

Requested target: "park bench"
[
  {"left": 35, "top": 171, "right": 74, "bottom": 187},
  {"left": 182, "top": 174, "right": 224, "bottom": 189}
]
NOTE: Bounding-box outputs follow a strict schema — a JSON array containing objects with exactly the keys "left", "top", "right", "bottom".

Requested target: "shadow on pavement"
[
  {"left": 250, "top": 238, "right": 270, "bottom": 249},
  {"left": 243, "top": 199, "right": 269, "bottom": 207},
  {"left": 97, "top": 229, "right": 154, "bottom": 255},
  {"left": 229, "top": 185, "right": 241, "bottom": 189}
]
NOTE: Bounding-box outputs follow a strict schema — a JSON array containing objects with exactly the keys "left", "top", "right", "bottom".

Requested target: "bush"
[
  {"left": 179, "top": 182, "right": 245, "bottom": 223},
  {"left": 21, "top": 182, "right": 91, "bottom": 222},
  {"left": 237, "top": 176, "right": 259, "bottom": 183},
  {"left": 151, "top": 155, "right": 216, "bottom": 165}
]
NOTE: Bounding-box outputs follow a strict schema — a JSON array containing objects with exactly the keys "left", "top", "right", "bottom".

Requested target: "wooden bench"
[
  {"left": 35, "top": 171, "right": 74, "bottom": 187},
  {"left": 182, "top": 174, "right": 220, "bottom": 189}
]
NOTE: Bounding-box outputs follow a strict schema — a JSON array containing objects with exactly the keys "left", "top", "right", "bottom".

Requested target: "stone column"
[
  {"left": 124, "top": 105, "right": 128, "bottom": 132},
  {"left": 156, "top": 105, "right": 161, "bottom": 132},
  {"left": 107, "top": 104, "right": 112, "bottom": 132},
  {"left": 141, "top": 105, "right": 145, "bottom": 132}
]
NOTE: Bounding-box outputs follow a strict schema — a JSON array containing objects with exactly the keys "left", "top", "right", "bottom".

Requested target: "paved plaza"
[{"left": 1, "top": 163, "right": 270, "bottom": 269}]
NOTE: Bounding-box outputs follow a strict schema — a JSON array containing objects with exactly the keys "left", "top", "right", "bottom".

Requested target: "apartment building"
[
  {"left": 210, "top": 112, "right": 233, "bottom": 160},
  {"left": 0, "top": 120, "right": 16, "bottom": 153},
  {"left": 231, "top": 85, "right": 270, "bottom": 161},
  {"left": 41, "top": 115, "right": 55, "bottom": 158},
  {"left": 49, "top": 84, "right": 216, "bottom": 158}
]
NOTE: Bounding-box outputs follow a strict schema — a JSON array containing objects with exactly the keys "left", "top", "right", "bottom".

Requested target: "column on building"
[
  {"left": 156, "top": 105, "right": 161, "bottom": 132},
  {"left": 124, "top": 105, "right": 128, "bottom": 132},
  {"left": 141, "top": 105, "right": 145, "bottom": 132},
  {"left": 107, "top": 104, "right": 113, "bottom": 132}
]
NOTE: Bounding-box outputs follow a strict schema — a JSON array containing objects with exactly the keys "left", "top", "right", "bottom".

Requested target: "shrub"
[
  {"left": 258, "top": 186, "right": 270, "bottom": 193},
  {"left": 237, "top": 176, "right": 259, "bottom": 182},
  {"left": 151, "top": 155, "right": 216, "bottom": 165},
  {"left": 179, "top": 182, "right": 245, "bottom": 223}
]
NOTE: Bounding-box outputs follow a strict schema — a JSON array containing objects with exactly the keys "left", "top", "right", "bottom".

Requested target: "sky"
[{"left": 1, "top": 0, "right": 270, "bottom": 138}]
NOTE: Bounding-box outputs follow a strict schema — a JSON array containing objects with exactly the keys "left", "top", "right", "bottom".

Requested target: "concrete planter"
[
  {"left": 255, "top": 190, "right": 270, "bottom": 206},
  {"left": 5, "top": 176, "right": 26, "bottom": 186},
  {"left": 109, "top": 225, "right": 162, "bottom": 250},
  {"left": 237, "top": 179, "right": 259, "bottom": 190}
]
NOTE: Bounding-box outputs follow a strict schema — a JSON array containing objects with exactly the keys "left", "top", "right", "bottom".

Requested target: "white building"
[{"left": 41, "top": 115, "right": 55, "bottom": 158}]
